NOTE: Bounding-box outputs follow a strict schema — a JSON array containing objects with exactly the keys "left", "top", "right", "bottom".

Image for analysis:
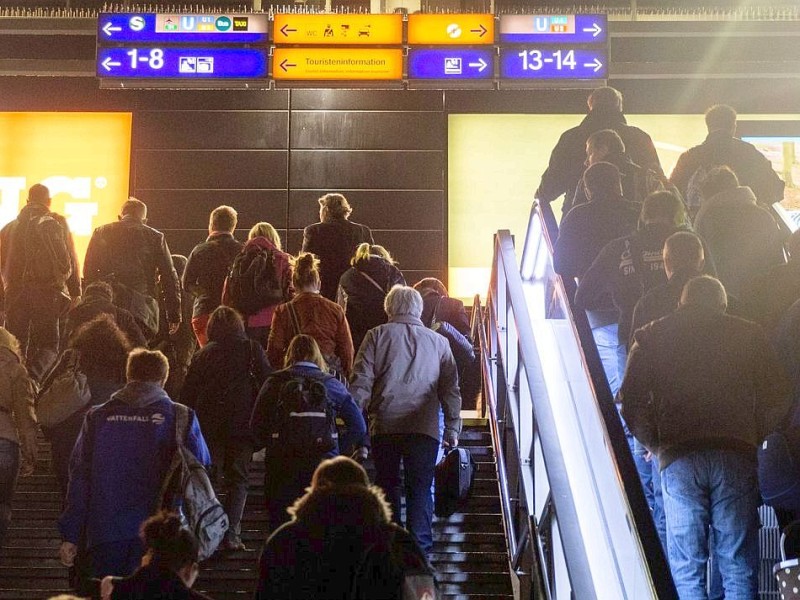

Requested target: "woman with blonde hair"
[
  {"left": 0, "top": 327, "right": 37, "bottom": 546},
  {"left": 267, "top": 252, "right": 354, "bottom": 379},
  {"left": 301, "top": 193, "right": 374, "bottom": 301},
  {"left": 222, "top": 221, "right": 292, "bottom": 349},
  {"left": 337, "top": 242, "right": 405, "bottom": 351},
  {"left": 251, "top": 334, "right": 365, "bottom": 532}
]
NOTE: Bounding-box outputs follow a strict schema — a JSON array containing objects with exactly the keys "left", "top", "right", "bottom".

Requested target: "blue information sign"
[
  {"left": 500, "top": 47, "right": 607, "bottom": 80},
  {"left": 407, "top": 49, "right": 493, "bottom": 80},
  {"left": 499, "top": 14, "right": 607, "bottom": 45},
  {"left": 97, "top": 13, "right": 269, "bottom": 44},
  {"left": 96, "top": 47, "right": 268, "bottom": 79}
]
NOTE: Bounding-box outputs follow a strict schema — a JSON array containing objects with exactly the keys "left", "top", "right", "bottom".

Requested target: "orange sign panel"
[
  {"left": 274, "top": 14, "right": 403, "bottom": 45},
  {"left": 273, "top": 48, "right": 403, "bottom": 81},
  {"left": 0, "top": 112, "right": 132, "bottom": 274},
  {"left": 407, "top": 14, "right": 494, "bottom": 45}
]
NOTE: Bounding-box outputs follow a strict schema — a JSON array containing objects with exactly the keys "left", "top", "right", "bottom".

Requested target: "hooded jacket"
[
  {"left": 222, "top": 236, "right": 292, "bottom": 329},
  {"left": 337, "top": 255, "right": 406, "bottom": 351},
  {"left": 694, "top": 186, "right": 786, "bottom": 297},
  {"left": 63, "top": 285, "right": 147, "bottom": 347},
  {"left": 255, "top": 484, "right": 433, "bottom": 599},
  {"left": 0, "top": 344, "right": 37, "bottom": 466},
  {"left": 59, "top": 382, "right": 210, "bottom": 548},
  {"left": 536, "top": 109, "right": 662, "bottom": 205}
]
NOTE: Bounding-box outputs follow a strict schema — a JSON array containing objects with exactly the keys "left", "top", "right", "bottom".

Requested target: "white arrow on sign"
[
  {"left": 582, "top": 23, "right": 603, "bottom": 37},
  {"left": 583, "top": 58, "right": 603, "bottom": 73},
  {"left": 468, "top": 58, "right": 488, "bottom": 72},
  {"left": 102, "top": 22, "right": 122, "bottom": 36},
  {"left": 101, "top": 57, "right": 121, "bottom": 71}
]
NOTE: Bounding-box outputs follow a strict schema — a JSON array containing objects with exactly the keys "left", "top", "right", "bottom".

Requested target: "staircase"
[{"left": 0, "top": 422, "right": 512, "bottom": 599}]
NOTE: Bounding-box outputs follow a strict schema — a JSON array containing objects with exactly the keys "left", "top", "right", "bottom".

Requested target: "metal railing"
[{"left": 480, "top": 202, "right": 677, "bottom": 599}]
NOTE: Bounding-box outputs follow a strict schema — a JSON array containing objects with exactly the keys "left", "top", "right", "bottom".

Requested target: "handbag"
[{"left": 37, "top": 349, "right": 91, "bottom": 428}]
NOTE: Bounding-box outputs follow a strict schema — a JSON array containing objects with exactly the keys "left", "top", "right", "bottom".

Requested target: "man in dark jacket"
[
  {"left": 302, "top": 193, "right": 374, "bottom": 301},
  {"left": 182, "top": 205, "right": 243, "bottom": 347},
  {"left": 84, "top": 198, "right": 181, "bottom": 341},
  {"left": 694, "top": 166, "right": 786, "bottom": 298},
  {"left": 565, "top": 129, "right": 669, "bottom": 217},
  {"left": 58, "top": 348, "right": 210, "bottom": 579},
  {"left": 620, "top": 276, "right": 791, "bottom": 598},
  {"left": 0, "top": 183, "right": 81, "bottom": 381},
  {"left": 670, "top": 104, "right": 784, "bottom": 208},
  {"left": 576, "top": 190, "right": 694, "bottom": 349},
  {"left": 554, "top": 162, "right": 640, "bottom": 397},
  {"left": 536, "top": 86, "right": 662, "bottom": 210}
]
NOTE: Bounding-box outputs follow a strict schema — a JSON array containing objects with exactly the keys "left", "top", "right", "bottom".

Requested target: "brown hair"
[
  {"left": 210, "top": 205, "right": 237, "bottom": 233},
  {"left": 318, "top": 193, "right": 352, "bottom": 220},
  {"left": 126, "top": 348, "right": 169, "bottom": 383},
  {"left": 291, "top": 252, "right": 320, "bottom": 290},
  {"left": 206, "top": 305, "right": 245, "bottom": 342}
]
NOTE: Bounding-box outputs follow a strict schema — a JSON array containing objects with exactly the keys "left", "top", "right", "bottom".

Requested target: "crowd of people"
[
  {"left": 0, "top": 188, "right": 475, "bottom": 597},
  {"left": 543, "top": 87, "right": 799, "bottom": 598}
]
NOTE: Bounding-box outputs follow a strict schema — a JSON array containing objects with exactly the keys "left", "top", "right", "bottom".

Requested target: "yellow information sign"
[
  {"left": 273, "top": 14, "right": 403, "bottom": 45},
  {"left": 273, "top": 48, "right": 403, "bottom": 81},
  {"left": 407, "top": 14, "right": 494, "bottom": 45}
]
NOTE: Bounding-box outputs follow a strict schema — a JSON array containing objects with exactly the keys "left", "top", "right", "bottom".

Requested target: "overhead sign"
[
  {"left": 273, "top": 13, "right": 402, "bottom": 46},
  {"left": 272, "top": 48, "right": 403, "bottom": 81},
  {"left": 499, "top": 14, "right": 607, "bottom": 44},
  {"left": 97, "top": 47, "right": 268, "bottom": 79},
  {"left": 407, "top": 14, "right": 494, "bottom": 46},
  {"left": 97, "top": 13, "right": 269, "bottom": 44},
  {"left": 407, "top": 49, "right": 493, "bottom": 80},
  {"left": 500, "top": 47, "right": 607, "bottom": 80}
]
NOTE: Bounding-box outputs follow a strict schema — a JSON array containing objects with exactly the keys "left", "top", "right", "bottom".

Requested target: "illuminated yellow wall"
[
  {"left": 0, "top": 112, "right": 133, "bottom": 274},
  {"left": 448, "top": 113, "right": 799, "bottom": 302}
]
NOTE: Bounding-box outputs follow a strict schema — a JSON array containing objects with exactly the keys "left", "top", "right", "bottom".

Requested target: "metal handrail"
[{"left": 482, "top": 203, "right": 678, "bottom": 599}]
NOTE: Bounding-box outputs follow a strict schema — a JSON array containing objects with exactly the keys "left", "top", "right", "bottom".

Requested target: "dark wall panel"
[
  {"left": 288, "top": 190, "right": 443, "bottom": 231},
  {"left": 290, "top": 150, "right": 443, "bottom": 190},
  {"left": 136, "top": 111, "right": 288, "bottom": 150},
  {"left": 291, "top": 112, "right": 444, "bottom": 150},
  {"left": 292, "top": 89, "right": 444, "bottom": 112},
  {"left": 134, "top": 190, "right": 288, "bottom": 231},
  {"left": 134, "top": 150, "right": 288, "bottom": 189}
]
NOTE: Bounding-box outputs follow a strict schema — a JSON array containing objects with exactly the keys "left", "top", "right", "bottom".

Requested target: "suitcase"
[{"left": 434, "top": 447, "right": 476, "bottom": 518}]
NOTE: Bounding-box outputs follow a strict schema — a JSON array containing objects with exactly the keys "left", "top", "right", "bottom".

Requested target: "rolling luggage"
[{"left": 434, "top": 447, "right": 476, "bottom": 518}]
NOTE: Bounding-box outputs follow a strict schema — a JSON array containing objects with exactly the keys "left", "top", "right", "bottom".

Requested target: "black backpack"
[
  {"left": 227, "top": 245, "right": 284, "bottom": 315},
  {"left": 23, "top": 213, "right": 72, "bottom": 289},
  {"left": 266, "top": 371, "right": 337, "bottom": 458}
]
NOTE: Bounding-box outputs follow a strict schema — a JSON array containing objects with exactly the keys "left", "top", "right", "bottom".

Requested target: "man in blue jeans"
[
  {"left": 350, "top": 286, "right": 462, "bottom": 553},
  {"left": 620, "top": 275, "right": 791, "bottom": 599}
]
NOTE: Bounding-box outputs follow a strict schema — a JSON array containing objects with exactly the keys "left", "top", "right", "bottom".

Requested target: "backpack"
[
  {"left": 36, "top": 349, "right": 91, "bottom": 429},
  {"left": 350, "top": 526, "right": 440, "bottom": 600},
  {"left": 758, "top": 426, "right": 800, "bottom": 513},
  {"left": 23, "top": 212, "right": 72, "bottom": 289},
  {"left": 227, "top": 245, "right": 284, "bottom": 315},
  {"left": 434, "top": 447, "right": 476, "bottom": 518},
  {"left": 158, "top": 403, "right": 229, "bottom": 561},
  {"left": 265, "top": 370, "right": 338, "bottom": 458}
]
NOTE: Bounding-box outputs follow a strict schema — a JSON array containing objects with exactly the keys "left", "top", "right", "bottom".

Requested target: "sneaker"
[{"left": 220, "top": 537, "right": 247, "bottom": 552}]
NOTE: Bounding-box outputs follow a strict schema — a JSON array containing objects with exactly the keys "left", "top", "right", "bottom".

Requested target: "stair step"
[{"left": 0, "top": 590, "right": 72, "bottom": 600}]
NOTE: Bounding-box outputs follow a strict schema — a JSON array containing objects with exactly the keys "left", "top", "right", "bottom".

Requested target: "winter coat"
[
  {"left": 350, "top": 315, "right": 462, "bottom": 442},
  {"left": 302, "top": 218, "right": 374, "bottom": 301},
  {"left": 419, "top": 290, "right": 471, "bottom": 338},
  {"left": 63, "top": 288, "right": 147, "bottom": 348},
  {"left": 58, "top": 382, "right": 210, "bottom": 548},
  {"left": 694, "top": 186, "right": 786, "bottom": 297},
  {"left": 337, "top": 256, "right": 405, "bottom": 351},
  {"left": 222, "top": 236, "right": 292, "bottom": 329},
  {"left": 670, "top": 130, "right": 785, "bottom": 206},
  {"left": 620, "top": 305, "right": 792, "bottom": 470},
  {"left": 255, "top": 483, "right": 434, "bottom": 600},
  {"left": 183, "top": 232, "right": 243, "bottom": 319},
  {"left": 536, "top": 109, "right": 662, "bottom": 206},
  {"left": 0, "top": 346, "right": 37, "bottom": 467},
  {"left": 250, "top": 362, "right": 366, "bottom": 459},
  {"left": 182, "top": 333, "right": 272, "bottom": 444},
  {"left": 268, "top": 293, "right": 354, "bottom": 377}
]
